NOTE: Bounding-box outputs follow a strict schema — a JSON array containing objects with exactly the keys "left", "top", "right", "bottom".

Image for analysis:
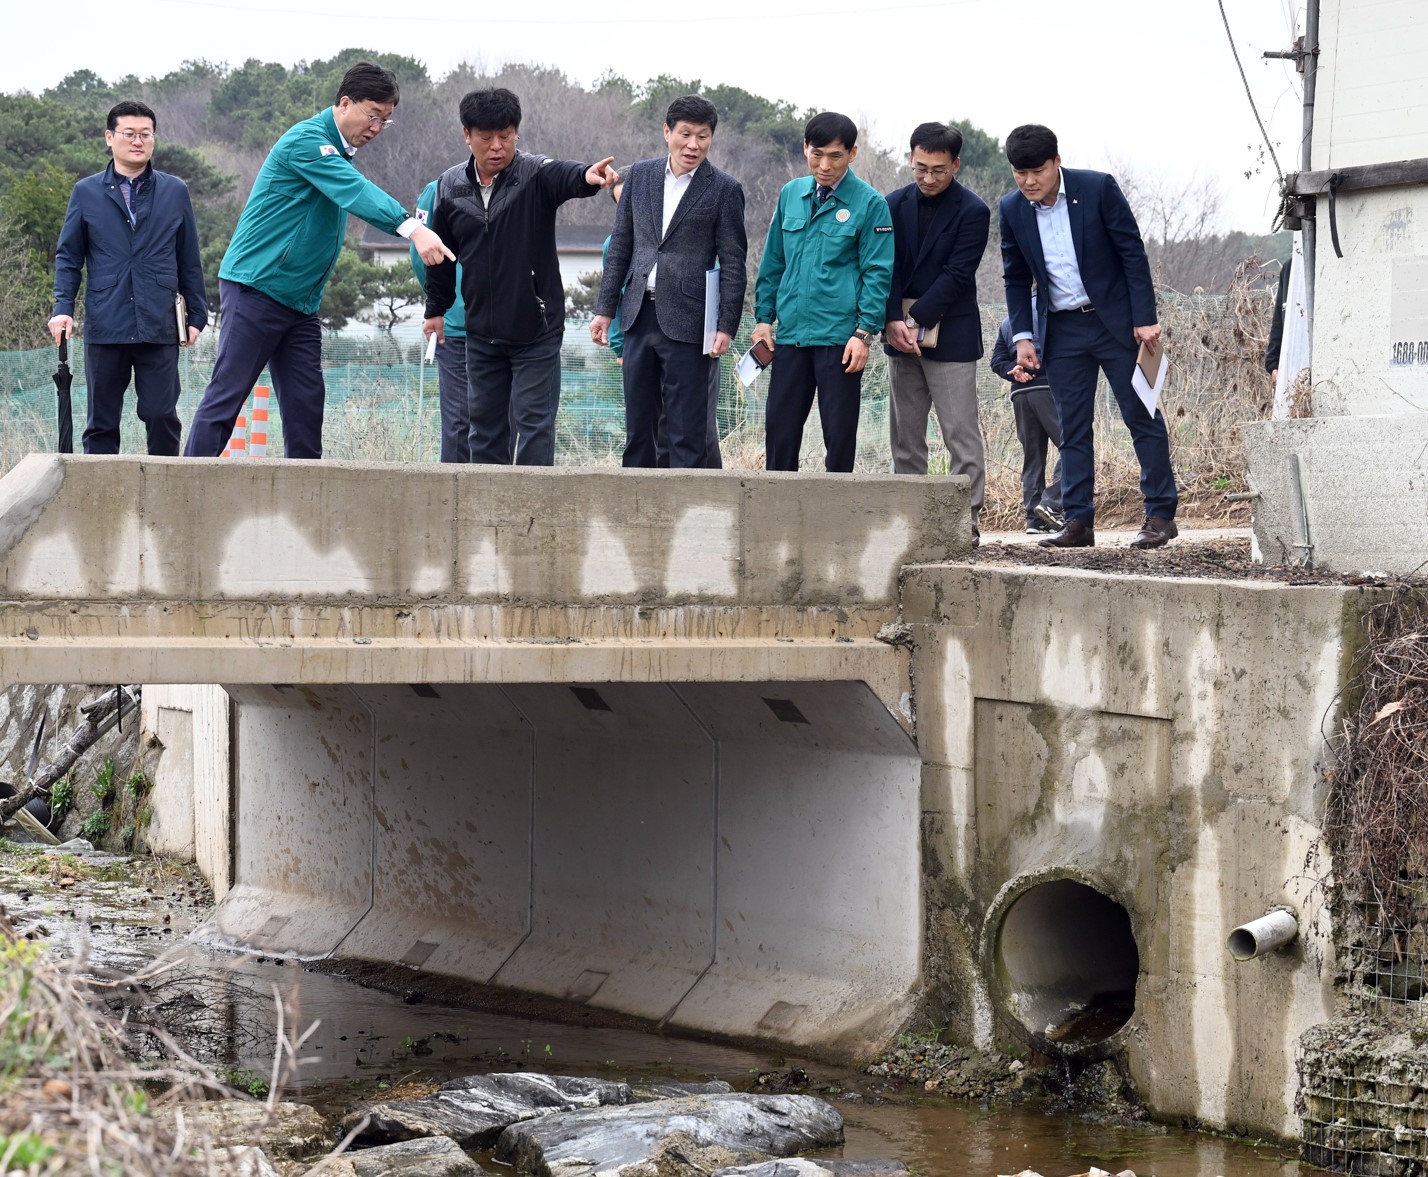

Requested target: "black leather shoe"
[
  {"left": 1037, "top": 519, "right": 1095, "bottom": 548},
  {"left": 1130, "top": 515, "right": 1178, "bottom": 549}
]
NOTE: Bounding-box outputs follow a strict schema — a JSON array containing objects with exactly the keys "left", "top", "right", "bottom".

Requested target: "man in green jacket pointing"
[{"left": 184, "top": 61, "right": 452, "bottom": 458}]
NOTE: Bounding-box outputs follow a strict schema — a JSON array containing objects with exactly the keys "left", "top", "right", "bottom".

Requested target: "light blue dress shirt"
[{"left": 1012, "top": 171, "right": 1092, "bottom": 343}]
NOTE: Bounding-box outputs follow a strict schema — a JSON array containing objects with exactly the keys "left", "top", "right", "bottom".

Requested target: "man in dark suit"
[
  {"left": 49, "top": 100, "right": 208, "bottom": 455},
  {"left": 591, "top": 95, "right": 747, "bottom": 468},
  {"left": 999, "top": 124, "right": 1178, "bottom": 549},
  {"left": 884, "top": 122, "right": 991, "bottom": 535}
]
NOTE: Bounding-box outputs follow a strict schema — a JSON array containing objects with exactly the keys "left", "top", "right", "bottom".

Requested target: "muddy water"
[{"left": 1, "top": 849, "right": 1305, "bottom": 1177}]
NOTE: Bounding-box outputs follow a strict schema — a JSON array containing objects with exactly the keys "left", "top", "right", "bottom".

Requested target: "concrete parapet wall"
[
  {"left": 0, "top": 455, "right": 968, "bottom": 609},
  {"left": 905, "top": 564, "right": 1362, "bottom": 1139},
  {"left": 1243, "top": 416, "right": 1428, "bottom": 575}
]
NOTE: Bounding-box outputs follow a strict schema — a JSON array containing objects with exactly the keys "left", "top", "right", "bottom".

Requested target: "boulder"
[
  {"left": 344, "top": 1073, "right": 634, "bottom": 1149},
  {"left": 712, "top": 1162, "right": 908, "bottom": 1176},
  {"left": 161, "top": 1100, "right": 329, "bottom": 1161},
  {"left": 345, "top": 1136, "right": 485, "bottom": 1175},
  {"left": 631, "top": 1080, "right": 735, "bottom": 1101},
  {"left": 495, "top": 1093, "right": 844, "bottom": 1177}
]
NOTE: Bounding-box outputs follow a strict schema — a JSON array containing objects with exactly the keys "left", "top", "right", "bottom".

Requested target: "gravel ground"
[{"left": 973, "top": 534, "right": 1413, "bottom": 587}]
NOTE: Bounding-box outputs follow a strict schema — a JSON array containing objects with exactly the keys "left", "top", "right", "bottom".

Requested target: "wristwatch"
[
  {"left": 852, "top": 328, "right": 874, "bottom": 343},
  {"left": 905, "top": 315, "right": 919, "bottom": 329}
]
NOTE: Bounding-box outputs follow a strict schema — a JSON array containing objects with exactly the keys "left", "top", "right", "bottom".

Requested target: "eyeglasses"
[
  {"left": 364, "top": 113, "right": 395, "bottom": 129},
  {"left": 912, "top": 165, "right": 950, "bottom": 179},
  {"left": 112, "top": 130, "right": 156, "bottom": 143}
]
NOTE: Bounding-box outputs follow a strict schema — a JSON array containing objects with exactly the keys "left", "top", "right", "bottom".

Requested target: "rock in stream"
[{"left": 494, "top": 1092, "right": 845, "bottom": 1177}]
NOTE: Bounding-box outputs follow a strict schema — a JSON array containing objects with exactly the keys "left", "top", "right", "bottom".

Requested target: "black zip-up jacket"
[{"left": 424, "top": 152, "right": 600, "bottom": 346}]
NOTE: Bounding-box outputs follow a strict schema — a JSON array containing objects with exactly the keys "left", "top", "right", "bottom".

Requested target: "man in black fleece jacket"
[{"left": 424, "top": 87, "right": 618, "bottom": 465}]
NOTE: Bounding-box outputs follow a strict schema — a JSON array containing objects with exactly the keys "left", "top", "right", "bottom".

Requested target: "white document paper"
[
  {"left": 735, "top": 346, "right": 765, "bottom": 389},
  {"left": 1130, "top": 341, "right": 1168, "bottom": 416},
  {"left": 702, "top": 267, "right": 720, "bottom": 355},
  {"left": 424, "top": 333, "right": 438, "bottom": 363}
]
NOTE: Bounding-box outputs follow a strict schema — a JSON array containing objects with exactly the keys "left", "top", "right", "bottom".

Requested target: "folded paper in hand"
[
  {"left": 735, "top": 341, "right": 772, "bottom": 389},
  {"left": 1130, "top": 337, "right": 1167, "bottom": 415},
  {"left": 175, "top": 293, "right": 188, "bottom": 345}
]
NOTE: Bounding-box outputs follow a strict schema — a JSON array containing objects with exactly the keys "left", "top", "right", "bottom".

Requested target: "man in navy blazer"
[
  {"left": 50, "top": 100, "right": 208, "bottom": 456},
  {"left": 591, "top": 95, "right": 747, "bottom": 468},
  {"left": 999, "top": 124, "right": 1177, "bottom": 549},
  {"left": 884, "top": 122, "right": 991, "bottom": 535}
]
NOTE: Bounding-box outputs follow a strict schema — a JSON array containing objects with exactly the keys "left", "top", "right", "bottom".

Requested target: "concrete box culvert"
[
  {"left": 987, "top": 875, "right": 1141, "bottom": 1060},
  {"left": 194, "top": 679, "right": 924, "bottom": 1060}
]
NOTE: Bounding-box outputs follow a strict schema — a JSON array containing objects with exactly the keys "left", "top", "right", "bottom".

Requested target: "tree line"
[{"left": 0, "top": 48, "right": 1287, "bottom": 350}]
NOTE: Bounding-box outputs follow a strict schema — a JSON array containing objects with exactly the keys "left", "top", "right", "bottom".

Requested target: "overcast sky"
[{"left": 11, "top": 0, "right": 1305, "bottom": 233}]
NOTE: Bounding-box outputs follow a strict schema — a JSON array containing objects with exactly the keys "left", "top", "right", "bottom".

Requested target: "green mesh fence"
[{"left": 0, "top": 295, "right": 1265, "bottom": 487}]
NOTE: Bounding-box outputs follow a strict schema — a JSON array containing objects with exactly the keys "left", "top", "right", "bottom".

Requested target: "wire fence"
[{"left": 0, "top": 291, "right": 1273, "bottom": 527}]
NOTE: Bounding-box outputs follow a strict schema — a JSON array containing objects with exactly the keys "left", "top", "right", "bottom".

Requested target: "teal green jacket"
[
  {"left": 220, "top": 107, "right": 409, "bottom": 314},
  {"left": 754, "top": 170, "right": 894, "bottom": 347},
  {"left": 411, "top": 179, "right": 464, "bottom": 339}
]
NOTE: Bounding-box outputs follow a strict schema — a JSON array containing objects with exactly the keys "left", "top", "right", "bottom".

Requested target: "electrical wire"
[{"left": 1217, "top": 0, "right": 1285, "bottom": 183}]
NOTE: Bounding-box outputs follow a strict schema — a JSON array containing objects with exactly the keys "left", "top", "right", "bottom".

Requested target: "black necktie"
[{"left": 815, "top": 184, "right": 831, "bottom": 209}]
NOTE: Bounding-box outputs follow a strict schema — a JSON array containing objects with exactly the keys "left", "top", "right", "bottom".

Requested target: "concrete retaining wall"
[
  {"left": 1243, "top": 416, "right": 1428, "bottom": 575},
  {"left": 905, "top": 565, "right": 1360, "bottom": 1139}
]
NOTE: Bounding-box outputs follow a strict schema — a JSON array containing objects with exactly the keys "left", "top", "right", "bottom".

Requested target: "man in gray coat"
[{"left": 590, "top": 95, "right": 747, "bottom": 468}]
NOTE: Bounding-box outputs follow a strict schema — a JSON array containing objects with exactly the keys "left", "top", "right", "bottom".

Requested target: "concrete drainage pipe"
[
  {"left": 990, "top": 877, "right": 1140, "bottom": 1058},
  {"left": 1226, "top": 909, "right": 1298, "bottom": 961}
]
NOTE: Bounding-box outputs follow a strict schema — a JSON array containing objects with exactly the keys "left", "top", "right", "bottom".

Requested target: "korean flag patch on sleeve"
[
  {"left": 319, "top": 144, "right": 340, "bottom": 156},
  {"left": 415, "top": 208, "right": 429, "bottom": 223}
]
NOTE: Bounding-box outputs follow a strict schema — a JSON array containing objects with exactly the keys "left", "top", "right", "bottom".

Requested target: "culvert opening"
[{"left": 994, "top": 878, "right": 1139, "bottom": 1053}]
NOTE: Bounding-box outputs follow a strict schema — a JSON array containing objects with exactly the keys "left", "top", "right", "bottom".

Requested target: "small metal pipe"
[
  {"left": 1301, "top": 0, "right": 1320, "bottom": 326},
  {"left": 1228, "top": 909, "right": 1299, "bottom": 961}
]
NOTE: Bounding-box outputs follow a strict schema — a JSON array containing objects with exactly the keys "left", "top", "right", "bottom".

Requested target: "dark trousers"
[
  {"left": 83, "top": 341, "right": 181, "bottom": 456},
  {"left": 655, "top": 360, "right": 723, "bottom": 468},
  {"left": 1044, "top": 309, "right": 1177, "bottom": 525},
  {"left": 433, "top": 334, "right": 470, "bottom": 462},
  {"left": 765, "top": 344, "right": 863, "bottom": 473},
  {"left": 1011, "top": 384, "right": 1063, "bottom": 520},
  {"left": 466, "top": 329, "right": 562, "bottom": 466},
  {"left": 183, "top": 280, "right": 325, "bottom": 458},
  {"left": 621, "top": 296, "right": 711, "bottom": 468}
]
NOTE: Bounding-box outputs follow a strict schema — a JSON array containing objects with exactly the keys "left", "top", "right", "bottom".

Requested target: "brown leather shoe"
[
  {"left": 1130, "top": 515, "right": 1179, "bottom": 549},
  {"left": 1037, "top": 519, "right": 1095, "bottom": 548}
]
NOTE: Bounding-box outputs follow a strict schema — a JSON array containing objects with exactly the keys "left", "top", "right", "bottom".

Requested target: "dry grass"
[
  {"left": 0, "top": 907, "right": 352, "bottom": 1174},
  {"left": 1326, "top": 586, "right": 1428, "bottom": 913},
  {"left": 0, "top": 908, "right": 231, "bottom": 1174}
]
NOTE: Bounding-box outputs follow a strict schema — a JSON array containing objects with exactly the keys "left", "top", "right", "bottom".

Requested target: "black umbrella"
[{"left": 53, "top": 334, "right": 74, "bottom": 453}]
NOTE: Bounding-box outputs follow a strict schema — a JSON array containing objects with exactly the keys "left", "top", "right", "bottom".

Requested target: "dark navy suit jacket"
[
  {"left": 998, "top": 167, "right": 1155, "bottom": 352},
  {"left": 883, "top": 179, "right": 990, "bottom": 362},
  {"left": 52, "top": 161, "right": 208, "bottom": 346},
  {"left": 596, "top": 156, "right": 747, "bottom": 346}
]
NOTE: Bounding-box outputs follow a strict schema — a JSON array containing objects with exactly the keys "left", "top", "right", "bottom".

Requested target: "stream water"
[{"left": 1, "top": 848, "right": 1308, "bottom": 1177}]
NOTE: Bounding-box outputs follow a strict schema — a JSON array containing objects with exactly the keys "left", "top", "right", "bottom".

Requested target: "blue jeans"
[{"left": 465, "top": 330, "right": 563, "bottom": 466}]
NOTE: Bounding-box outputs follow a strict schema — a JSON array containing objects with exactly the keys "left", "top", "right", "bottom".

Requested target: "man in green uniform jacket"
[
  {"left": 184, "top": 61, "right": 452, "bottom": 458},
  {"left": 753, "top": 111, "right": 894, "bottom": 472}
]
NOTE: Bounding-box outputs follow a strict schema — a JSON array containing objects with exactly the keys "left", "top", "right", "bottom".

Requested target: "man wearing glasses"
[
  {"left": 883, "top": 122, "right": 991, "bottom": 542},
  {"left": 49, "top": 101, "right": 208, "bottom": 455},
  {"left": 184, "top": 61, "right": 453, "bottom": 458}
]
